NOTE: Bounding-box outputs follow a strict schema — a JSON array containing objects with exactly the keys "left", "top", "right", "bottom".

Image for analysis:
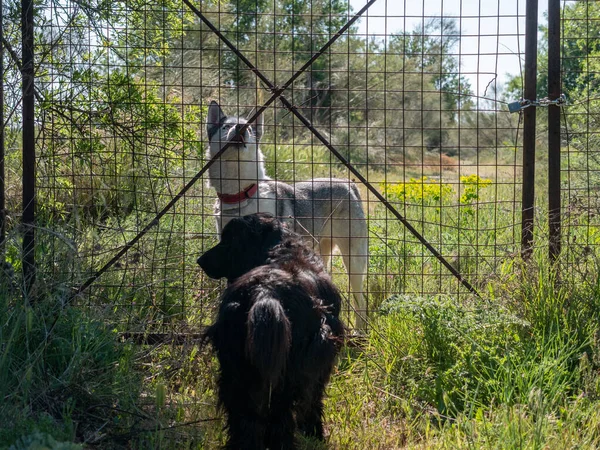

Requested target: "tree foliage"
[
  {"left": 504, "top": 1, "right": 600, "bottom": 103},
  {"left": 502, "top": 1, "right": 600, "bottom": 191},
  {"left": 0, "top": 0, "right": 520, "bottom": 228}
]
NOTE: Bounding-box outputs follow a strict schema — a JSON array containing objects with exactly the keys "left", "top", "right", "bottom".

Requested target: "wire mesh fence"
[
  {"left": 6, "top": 1, "right": 600, "bottom": 446},
  {"left": 1, "top": 0, "right": 533, "bottom": 333},
  {"left": 561, "top": 1, "right": 600, "bottom": 279}
]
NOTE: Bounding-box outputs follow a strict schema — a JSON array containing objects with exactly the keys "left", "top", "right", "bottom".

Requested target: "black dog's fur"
[{"left": 198, "top": 214, "right": 345, "bottom": 449}]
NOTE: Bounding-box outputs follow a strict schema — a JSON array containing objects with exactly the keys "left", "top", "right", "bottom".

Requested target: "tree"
[
  {"left": 389, "top": 18, "right": 473, "bottom": 116},
  {"left": 0, "top": 0, "right": 204, "bottom": 221},
  {"left": 504, "top": 1, "right": 600, "bottom": 103},
  {"left": 505, "top": 2, "right": 600, "bottom": 190}
]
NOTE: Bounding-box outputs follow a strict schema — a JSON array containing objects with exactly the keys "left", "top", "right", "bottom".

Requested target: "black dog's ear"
[
  {"left": 207, "top": 101, "right": 226, "bottom": 138},
  {"left": 197, "top": 243, "right": 230, "bottom": 280},
  {"left": 261, "top": 217, "right": 284, "bottom": 250}
]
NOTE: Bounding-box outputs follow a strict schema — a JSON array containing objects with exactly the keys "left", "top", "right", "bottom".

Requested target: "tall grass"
[
  {"left": 3, "top": 141, "right": 600, "bottom": 447},
  {"left": 6, "top": 225, "right": 599, "bottom": 448},
  {"left": 0, "top": 242, "right": 142, "bottom": 447}
]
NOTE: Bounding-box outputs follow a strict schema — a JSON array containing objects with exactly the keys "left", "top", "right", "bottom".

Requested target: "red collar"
[{"left": 217, "top": 183, "right": 259, "bottom": 204}]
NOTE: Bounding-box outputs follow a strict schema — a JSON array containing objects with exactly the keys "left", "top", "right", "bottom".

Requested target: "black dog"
[{"left": 198, "top": 213, "right": 345, "bottom": 449}]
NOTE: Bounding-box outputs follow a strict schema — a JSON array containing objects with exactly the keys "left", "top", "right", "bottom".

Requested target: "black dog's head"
[{"left": 198, "top": 213, "right": 287, "bottom": 282}]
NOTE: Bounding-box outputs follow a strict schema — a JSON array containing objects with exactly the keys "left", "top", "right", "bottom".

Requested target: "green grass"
[
  {"left": 3, "top": 146, "right": 600, "bottom": 448},
  {"left": 0, "top": 263, "right": 142, "bottom": 448},
  {"left": 318, "top": 251, "right": 600, "bottom": 449},
  {"left": 4, "top": 228, "right": 600, "bottom": 449}
]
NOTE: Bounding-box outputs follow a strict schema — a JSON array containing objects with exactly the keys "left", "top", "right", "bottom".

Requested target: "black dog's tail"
[{"left": 246, "top": 291, "right": 291, "bottom": 386}]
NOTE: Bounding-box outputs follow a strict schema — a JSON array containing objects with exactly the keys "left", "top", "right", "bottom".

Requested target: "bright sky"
[{"left": 349, "top": 0, "right": 548, "bottom": 98}]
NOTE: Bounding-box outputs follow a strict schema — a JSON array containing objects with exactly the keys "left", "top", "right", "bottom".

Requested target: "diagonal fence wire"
[
  {"left": 69, "top": 0, "right": 380, "bottom": 301},
  {"left": 71, "top": 0, "right": 481, "bottom": 303},
  {"left": 183, "top": 0, "right": 481, "bottom": 297},
  {"left": 275, "top": 95, "right": 481, "bottom": 297}
]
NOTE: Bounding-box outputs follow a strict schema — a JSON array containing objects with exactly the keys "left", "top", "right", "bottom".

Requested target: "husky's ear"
[
  {"left": 207, "top": 101, "right": 226, "bottom": 139},
  {"left": 253, "top": 110, "right": 264, "bottom": 142}
]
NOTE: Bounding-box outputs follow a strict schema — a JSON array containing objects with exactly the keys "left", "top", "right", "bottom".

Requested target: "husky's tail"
[{"left": 246, "top": 291, "right": 291, "bottom": 386}]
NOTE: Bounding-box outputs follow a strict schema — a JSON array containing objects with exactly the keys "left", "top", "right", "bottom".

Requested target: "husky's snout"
[{"left": 227, "top": 124, "right": 248, "bottom": 146}]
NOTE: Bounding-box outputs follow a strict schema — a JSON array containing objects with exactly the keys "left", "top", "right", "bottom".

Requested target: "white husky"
[{"left": 205, "top": 101, "right": 369, "bottom": 329}]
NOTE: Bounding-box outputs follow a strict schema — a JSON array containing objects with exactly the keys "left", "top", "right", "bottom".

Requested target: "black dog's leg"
[
  {"left": 296, "top": 381, "right": 326, "bottom": 440},
  {"left": 225, "top": 412, "right": 267, "bottom": 450},
  {"left": 265, "top": 412, "right": 296, "bottom": 449},
  {"left": 265, "top": 396, "right": 297, "bottom": 450}
]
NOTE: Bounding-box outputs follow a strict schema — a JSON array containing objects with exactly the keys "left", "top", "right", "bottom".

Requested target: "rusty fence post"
[
  {"left": 521, "top": 0, "right": 538, "bottom": 259},
  {"left": 548, "top": 0, "right": 561, "bottom": 262},
  {"left": 22, "top": 0, "right": 35, "bottom": 295},
  {"left": 0, "top": 0, "right": 5, "bottom": 260}
]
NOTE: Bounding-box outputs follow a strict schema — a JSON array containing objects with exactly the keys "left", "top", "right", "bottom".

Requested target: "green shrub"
[
  {"left": 7, "top": 432, "right": 82, "bottom": 450},
  {"left": 374, "top": 295, "right": 528, "bottom": 416},
  {"left": 381, "top": 176, "right": 454, "bottom": 205}
]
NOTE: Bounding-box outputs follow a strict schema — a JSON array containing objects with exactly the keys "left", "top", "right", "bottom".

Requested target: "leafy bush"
[
  {"left": 38, "top": 70, "right": 205, "bottom": 224},
  {"left": 458, "top": 174, "right": 493, "bottom": 204},
  {"left": 7, "top": 432, "right": 82, "bottom": 450},
  {"left": 381, "top": 176, "right": 454, "bottom": 205},
  {"left": 375, "top": 294, "right": 528, "bottom": 416}
]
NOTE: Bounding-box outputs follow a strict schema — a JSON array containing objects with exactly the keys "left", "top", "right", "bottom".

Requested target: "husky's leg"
[
  {"left": 336, "top": 234, "right": 368, "bottom": 331},
  {"left": 316, "top": 238, "right": 333, "bottom": 272}
]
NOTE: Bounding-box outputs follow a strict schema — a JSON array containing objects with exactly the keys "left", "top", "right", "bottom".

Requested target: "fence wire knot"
[{"left": 270, "top": 85, "right": 284, "bottom": 96}]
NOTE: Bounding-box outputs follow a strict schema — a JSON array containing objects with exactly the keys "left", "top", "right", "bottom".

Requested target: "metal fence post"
[
  {"left": 548, "top": 0, "right": 561, "bottom": 262},
  {"left": 521, "top": 0, "right": 538, "bottom": 259},
  {"left": 22, "top": 0, "right": 35, "bottom": 294},
  {"left": 0, "top": 0, "right": 5, "bottom": 259}
]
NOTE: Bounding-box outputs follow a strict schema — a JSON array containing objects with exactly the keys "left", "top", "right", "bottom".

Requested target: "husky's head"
[{"left": 206, "top": 101, "right": 264, "bottom": 160}]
